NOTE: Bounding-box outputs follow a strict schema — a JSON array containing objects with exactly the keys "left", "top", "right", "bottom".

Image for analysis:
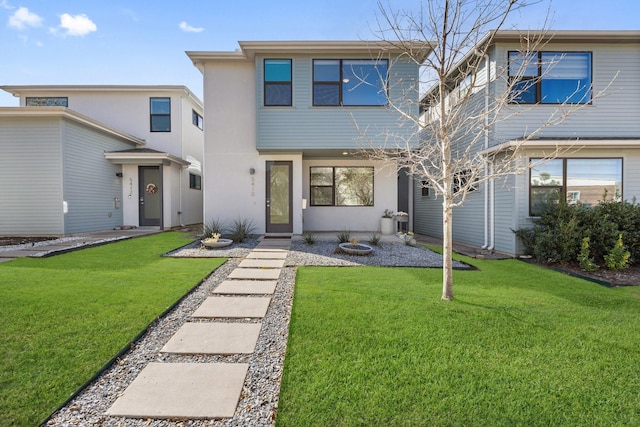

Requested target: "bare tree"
[{"left": 358, "top": 0, "right": 610, "bottom": 300}]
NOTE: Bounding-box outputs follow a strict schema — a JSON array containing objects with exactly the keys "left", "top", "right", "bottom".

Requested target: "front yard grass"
[
  {"left": 0, "top": 232, "right": 224, "bottom": 426},
  {"left": 277, "top": 254, "right": 640, "bottom": 426}
]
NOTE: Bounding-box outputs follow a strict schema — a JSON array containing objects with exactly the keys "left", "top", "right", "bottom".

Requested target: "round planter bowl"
[
  {"left": 339, "top": 242, "right": 373, "bottom": 255},
  {"left": 201, "top": 238, "right": 233, "bottom": 249}
]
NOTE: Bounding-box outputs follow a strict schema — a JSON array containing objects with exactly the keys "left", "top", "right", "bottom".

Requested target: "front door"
[
  {"left": 266, "top": 161, "right": 293, "bottom": 233},
  {"left": 139, "top": 166, "right": 162, "bottom": 227}
]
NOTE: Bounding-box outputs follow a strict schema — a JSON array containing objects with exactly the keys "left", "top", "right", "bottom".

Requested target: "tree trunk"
[{"left": 442, "top": 201, "right": 454, "bottom": 300}]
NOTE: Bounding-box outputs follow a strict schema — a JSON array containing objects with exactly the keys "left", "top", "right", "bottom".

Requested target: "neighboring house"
[
  {"left": 414, "top": 30, "right": 640, "bottom": 255},
  {"left": 187, "top": 41, "right": 428, "bottom": 234},
  {"left": 0, "top": 85, "right": 204, "bottom": 235}
]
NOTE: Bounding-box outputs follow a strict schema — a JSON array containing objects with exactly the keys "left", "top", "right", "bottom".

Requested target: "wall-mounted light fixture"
[
  {"left": 249, "top": 168, "right": 255, "bottom": 175},
  {"left": 115, "top": 172, "right": 123, "bottom": 178}
]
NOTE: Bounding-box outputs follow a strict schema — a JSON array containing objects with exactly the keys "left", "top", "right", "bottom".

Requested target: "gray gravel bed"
[{"left": 167, "top": 237, "right": 260, "bottom": 258}]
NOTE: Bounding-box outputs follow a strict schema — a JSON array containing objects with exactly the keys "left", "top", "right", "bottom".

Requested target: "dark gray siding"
[{"left": 0, "top": 117, "right": 64, "bottom": 235}]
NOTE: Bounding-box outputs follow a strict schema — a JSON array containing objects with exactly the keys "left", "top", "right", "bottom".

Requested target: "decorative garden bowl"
[
  {"left": 338, "top": 242, "right": 373, "bottom": 255},
  {"left": 201, "top": 238, "right": 233, "bottom": 249}
]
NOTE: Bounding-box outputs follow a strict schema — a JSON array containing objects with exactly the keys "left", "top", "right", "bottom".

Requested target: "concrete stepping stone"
[
  {"left": 213, "top": 280, "right": 277, "bottom": 295},
  {"left": 228, "top": 268, "right": 281, "bottom": 280},
  {"left": 246, "top": 251, "right": 288, "bottom": 260},
  {"left": 161, "top": 322, "right": 261, "bottom": 354},
  {"left": 106, "top": 362, "right": 248, "bottom": 419},
  {"left": 238, "top": 259, "right": 285, "bottom": 268},
  {"left": 192, "top": 296, "right": 271, "bottom": 318}
]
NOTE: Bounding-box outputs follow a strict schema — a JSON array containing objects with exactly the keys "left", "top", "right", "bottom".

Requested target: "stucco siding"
[
  {"left": 256, "top": 55, "right": 419, "bottom": 150},
  {"left": 0, "top": 117, "right": 64, "bottom": 235},
  {"left": 62, "top": 119, "right": 131, "bottom": 234}
]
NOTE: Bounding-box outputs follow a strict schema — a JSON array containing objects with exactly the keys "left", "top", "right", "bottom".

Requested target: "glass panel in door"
[{"left": 266, "top": 161, "right": 292, "bottom": 233}]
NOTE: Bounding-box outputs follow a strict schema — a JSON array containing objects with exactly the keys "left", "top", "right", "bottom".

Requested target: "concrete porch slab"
[
  {"left": 249, "top": 248, "right": 288, "bottom": 253},
  {"left": 161, "top": 322, "right": 262, "bottom": 354},
  {"left": 245, "top": 251, "right": 288, "bottom": 260},
  {"left": 106, "top": 362, "right": 248, "bottom": 419},
  {"left": 228, "top": 268, "right": 281, "bottom": 280},
  {"left": 238, "top": 259, "right": 285, "bottom": 268},
  {"left": 213, "top": 280, "right": 277, "bottom": 295},
  {"left": 192, "top": 296, "right": 271, "bottom": 318}
]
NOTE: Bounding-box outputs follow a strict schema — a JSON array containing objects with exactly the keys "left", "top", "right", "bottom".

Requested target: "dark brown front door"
[
  {"left": 139, "top": 166, "right": 162, "bottom": 227},
  {"left": 266, "top": 161, "right": 293, "bottom": 233}
]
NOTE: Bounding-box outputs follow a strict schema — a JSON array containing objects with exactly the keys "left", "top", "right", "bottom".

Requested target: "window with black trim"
[
  {"left": 529, "top": 158, "right": 622, "bottom": 216},
  {"left": 313, "top": 59, "right": 388, "bottom": 106},
  {"left": 192, "top": 110, "right": 203, "bottom": 130},
  {"left": 264, "top": 59, "right": 292, "bottom": 106},
  {"left": 26, "top": 97, "right": 68, "bottom": 107},
  {"left": 508, "top": 51, "right": 592, "bottom": 104},
  {"left": 189, "top": 173, "right": 201, "bottom": 190},
  {"left": 310, "top": 166, "right": 374, "bottom": 206},
  {"left": 150, "top": 97, "right": 171, "bottom": 132},
  {"left": 421, "top": 180, "right": 430, "bottom": 197}
]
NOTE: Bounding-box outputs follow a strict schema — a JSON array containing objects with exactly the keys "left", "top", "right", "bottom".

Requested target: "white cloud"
[
  {"left": 59, "top": 13, "right": 96, "bottom": 36},
  {"left": 1, "top": 0, "right": 14, "bottom": 10},
  {"left": 179, "top": 21, "right": 204, "bottom": 33},
  {"left": 8, "top": 6, "right": 43, "bottom": 29}
]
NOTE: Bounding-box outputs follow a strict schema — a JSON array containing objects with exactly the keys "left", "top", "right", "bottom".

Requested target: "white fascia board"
[{"left": 104, "top": 151, "right": 190, "bottom": 167}]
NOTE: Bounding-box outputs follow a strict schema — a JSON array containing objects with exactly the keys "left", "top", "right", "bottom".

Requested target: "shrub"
[
  {"left": 604, "top": 234, "right": 630, "bottom": 271},
  {"left": 368, "top": 231, "right": 381, "bottom": 247},
  {"left": 577, "top": 237, "right": 599, "bottom": 272},
  {"left": 229, "top": 217, "right": 256, "bottom": 243},
  {"left": 302, "top": 232, "right": 317, "bottom": 245},
  {"left": 203, "top": 218, "right": 227, "bottom": 238},
  {"left": 336, "top": 230, "right": 351, "bottom": 243}
]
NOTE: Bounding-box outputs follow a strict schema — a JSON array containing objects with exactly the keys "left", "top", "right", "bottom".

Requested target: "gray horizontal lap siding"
[
  {"left": 62, "top": 120, "right": 129, "bottom": 234},
  {"left": 256, "top": 55, "right": 419, "bottom": 150},
  {"left": 0, "top": 117, "right": 64, "bottom": 235}
]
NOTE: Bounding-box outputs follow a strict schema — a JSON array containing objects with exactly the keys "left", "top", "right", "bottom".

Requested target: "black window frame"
[
  {"left": 508, "top": 51, "right": 593, "bottom": 105},
  {"left": 189, "top": 173, "right": 201, "bottom": 190},
  {"left": 310, "top": 166, "right": 375, "bottom": 207},
  {"left": 150, "top": 97, "right": 171, "bottom": 132},
  {"left": 312, "top": 59, "right": 389, "bottom": 107},
  {"left": 420, "top": 180, "right": 430, "bottom": 197},
  {"left": 192, "top": 110, "right": 203, "bottom": 130},
  {"left": 529, "top": 157, "right": 623, "bottom": 216},
  {"left": 264, "top": 58, "right": 292, "bottom": 106}
]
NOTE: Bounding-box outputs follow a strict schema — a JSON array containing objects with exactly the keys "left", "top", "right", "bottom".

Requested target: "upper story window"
[
  {"left": 313, "top": 59, "right": 388, "bottom": 106},
  {"left": 508, "top": 52, "right": 592, "bottom": 104},
  {"left": 192, "top": 110, "right": 203, "bottom": 130},
  {"left": 150, "top": 97, "right": 171, "bottom": 132},
  {"left": 26, "top": 97, "right": 68, "bottom": 107},
  {"left": 264, "top": 59, "right": 292, "bottom": 106},
  {"left": 529, "top": 158, "right": 622, "bottom": 216}
]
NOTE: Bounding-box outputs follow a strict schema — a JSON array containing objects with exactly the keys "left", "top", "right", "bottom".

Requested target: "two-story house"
[
  {"left": 414, "top": 30, "right": 640, "bottom": 255},
  {"left": 0, "top": 85, "right": 204, "bottom": 235},
  {"left": 187, "top": 41, "right": 428, "bottom": 235}
]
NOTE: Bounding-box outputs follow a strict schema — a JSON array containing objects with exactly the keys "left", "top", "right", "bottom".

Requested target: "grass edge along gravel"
[
  {"left": 0, "top": 232, "right": 224, "bottom": 427},
  {"left": 277, "top": 253, "right": 640, "bottom": 426}
]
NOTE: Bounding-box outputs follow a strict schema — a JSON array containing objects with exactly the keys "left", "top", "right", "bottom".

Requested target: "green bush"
[
  {"left": 604, "top": 234, "right": 630, "bottom": 271},
  {"left": 577, "top": 237, "right": 598, "bottom": 272},
  {"left": 515, "top": 196, "right": 640, "bottom": 269},
  {"left": 336, "top": 229, "right": 351, "bottom": 243},
  {"left": 229, "top": 217, "right": 256, "bottom": 242}
]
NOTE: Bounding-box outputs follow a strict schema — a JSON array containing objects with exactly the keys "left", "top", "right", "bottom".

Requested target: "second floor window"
[
  {"left": 313, "top": 59, "right": 388, "bottom": 106},
  {"left": 26, "top": 97, "right": 68, "bottom": 107},
  {"left": 508, "top": 51, "right": 592, "bottom": 104},
  {"left": 264, "top": 59, "right": 292, "bottom": 106},
  {"left": 192, "top": 110, "right": 203, "bottom": 130},
  {"left": 150, "top": 97, "right": 171, "bottom": 132}
]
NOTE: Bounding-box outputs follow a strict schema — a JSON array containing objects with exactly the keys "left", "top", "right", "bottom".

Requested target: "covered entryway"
[{"left": 265, "top": 161, "right": 293, "bottom": 233}]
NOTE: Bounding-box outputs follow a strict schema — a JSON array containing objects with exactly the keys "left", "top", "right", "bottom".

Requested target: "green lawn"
[
  {"left": 277, "top": 255, "right": 640, "bottom": 426},
  {"left": 0, "top": 232, "right": 224, "bottom": 426}
]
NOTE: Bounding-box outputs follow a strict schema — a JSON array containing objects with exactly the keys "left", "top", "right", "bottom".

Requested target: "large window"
[
  {"left": 310, "top": 166, "right": 374, "bottom": 206},
  {"left": 192, "top": 110, "right": 203, "bottom": 129},
  {"left": 150, "top": 97, "right": 171, "bottom": 132},
  {"left": 313, "top": 59, "right": 388, "bottom": 106},
  {"left": 264, "top": 59, "right": 292, "bottom": 106},
  {"left": 530, "top": 158, "right": 622, "bottom": 216},
  {"left": 509, "top": 52, "right": 592, "bottom": 104}
]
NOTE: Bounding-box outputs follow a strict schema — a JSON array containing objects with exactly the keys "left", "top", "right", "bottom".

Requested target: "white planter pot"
[{"left": 380, "top": 217, "right": 394, "bottom": 235}]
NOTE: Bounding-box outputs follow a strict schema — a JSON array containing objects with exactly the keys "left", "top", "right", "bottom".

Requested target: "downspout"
[
  {"left": 481, "top": 52, "right": 490, "bottom": 249},
  {"left": 485, "top": 52, "right": 496, "bottom": 251}
]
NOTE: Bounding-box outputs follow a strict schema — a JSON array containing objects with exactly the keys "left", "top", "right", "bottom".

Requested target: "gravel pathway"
[{"left": 44, "top": 237, "right": 466, "bottom": 427}]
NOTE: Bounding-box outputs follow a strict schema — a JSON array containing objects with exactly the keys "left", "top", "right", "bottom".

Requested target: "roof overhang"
[
  {"left": 0, "top": 107, "right": 145, "bottom": 146},
  {"left": 187, "top": 40, "right": 432, "bottom": 73},
  {"left": 104, "top": 151, "right": 190, "bottom": 167},
  {"left": 481, "top": 138, "right": 640, "bottom": 156}
]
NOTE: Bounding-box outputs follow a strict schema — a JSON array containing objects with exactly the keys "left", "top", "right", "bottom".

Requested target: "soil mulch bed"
[
  {"left": 0, "top": 236, "right": 58, "bottom": 246},
  {"left": 523, "top": 259, "right": 640, "bottom": 287}
]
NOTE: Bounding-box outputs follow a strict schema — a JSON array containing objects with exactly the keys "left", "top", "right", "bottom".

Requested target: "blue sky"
[{"left": 1, "top": 0, "right": 638, "bottom": 106}]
